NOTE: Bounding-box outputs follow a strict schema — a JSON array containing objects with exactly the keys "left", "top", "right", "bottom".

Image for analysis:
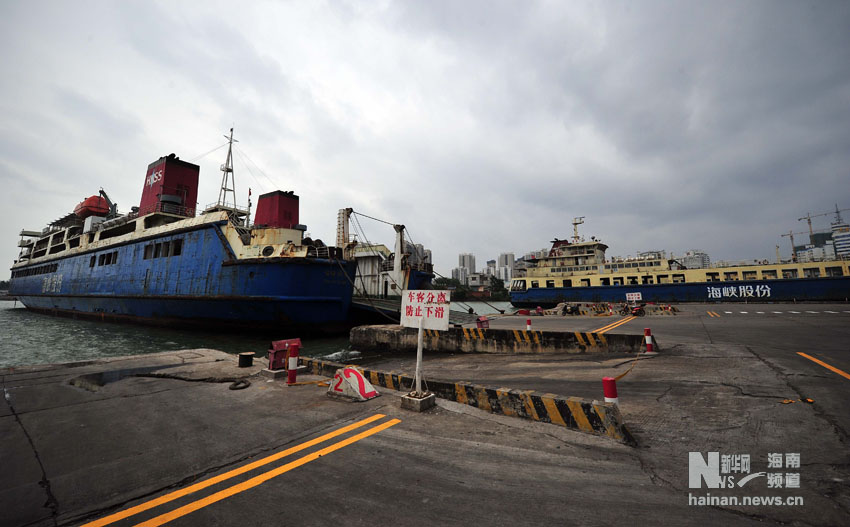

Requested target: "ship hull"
[
  {"left": 510, "top": 277, "right": 850, "bottom": 308},
  {"left": 10, "top": 222, "right": 356, "bottom": 332}
]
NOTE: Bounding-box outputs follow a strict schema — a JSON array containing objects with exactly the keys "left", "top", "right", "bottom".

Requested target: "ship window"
[
  {"left": 112, "top": 251, "right": 118, "bottom": 265},
  {"left": 706, "top": 272, "right": 720, "bottom": 282},
  {"left": 613, "top": 277, "right": 624, "bottom": 285},
  {"left": 90, "top": 256, "right": 96, "bottom": 268},
  {"left": 762, "top": 270, "right": 777, "bottom": 280},
  {"left": 154, "top": 243, "right": 162, "bottom": 258},
  {"left": 144, "top": 244, "right": 154, "bottom": 260},
  {"left": 641, "top": 276, "right": 653, "bottom": 284},
  {"left": 580, "top": 279, "right": 590, "bottom": 287},
  {"left": 98, "top": 254, "right": 106, "bottom": 266},
  {"left": 723, "top": 272, "right": 739, "bottom": 281},
  {"left": 171, "top": 239, "right": 182, "bottom": 256},
  {"left": 104, "top": 253, "right": 112, "bottom": 265},
  {"left": 530, "top": 281, "right": 539, "bottom": 288},
  {"left": 803, "top": 268, "right": 820, "bottom": 278},
  {"left": 546, "top": 280, "right": 555, "bottom": 288},
  {"left": 782, "top": 269, "right": 798, "bottom": 279},
  {"left": 161, "top": 242, "right": 170, "bottom": 258},
  {"left": 512, "top": 280, "right": 526, "bottom": 291},
  {"left": 657, "top": 275, "right": 669, "bottom": 284},
  {"left": 743, "top": 271, "right": 757, "bottom": 280},
  {"left": 627, "top": 276, "right": 638, "bottom": 285},
  {"left": 654, "top": 261, "right": 661, "bottom": 266},
  {"left": 600, "top": 278, "right": 610, "bottom": 285},
  {"left": 825, "top": 266, "right": 843, "bottom": 277}
]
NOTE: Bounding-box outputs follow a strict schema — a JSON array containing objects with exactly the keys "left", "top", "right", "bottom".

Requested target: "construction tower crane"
[
  {"left": 798, "top": 204, "right": 850, "bottom": 243},
  {"left": 780, "top": 231, "right": 807, "bottom": 262}
]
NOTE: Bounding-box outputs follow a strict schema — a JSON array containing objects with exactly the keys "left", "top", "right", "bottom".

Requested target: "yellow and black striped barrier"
[
  {"left": 350, "top": 325, "right": 651, "bottom": 355},
  {"left": 299, "top": 357, "right": 635, "bottom": 445}
]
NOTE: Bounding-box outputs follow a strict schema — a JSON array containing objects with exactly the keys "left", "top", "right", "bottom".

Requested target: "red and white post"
[
  {"left": 643, "top": 328, "right": 656, "bottom": 354},
  {"left": 287, "top": 342, "right": 300, "bottom": 385},
  {"left": 526, "top": 319, "right": 532, "bottom": 331},
  {"left": 602, "top": 377, "right": 619, "bottom": 404}
]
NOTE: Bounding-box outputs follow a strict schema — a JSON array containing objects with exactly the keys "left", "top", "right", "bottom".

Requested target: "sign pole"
[{"left": 415, "top": 316, "right": 424, "bottom": 395}]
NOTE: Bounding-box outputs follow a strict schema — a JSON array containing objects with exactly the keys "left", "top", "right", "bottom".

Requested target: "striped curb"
[
  {"left": 299, "top": 357, "right": 636, "bottom": 445},
  {"left": 351, "top": 325, "right": 651, "bottom": 355}
]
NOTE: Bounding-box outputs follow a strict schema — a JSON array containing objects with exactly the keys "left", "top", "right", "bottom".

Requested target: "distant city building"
[
  {"left": 468, "top": 273, "right": 487, "bottom": 289},
  {"left": 458, "top": 253, "right": 476, "bottom": 274},
  {"left": 832, "top": 219, "right": 850, "bottom": 258},
  {"left": 452, "top": 267, "right": 469, "bottom": 285},
  {"left": 485, "top": 259, "right": 496, "bottom": 276},
  {"left": 679, "top": 250, "right": 711, "bottom": 269},
  {"left": 797, "top": 243, "right": 836, "bottom": 263},
  {"left": 498, "top": 253, "right": 515, "bottom": 269}
]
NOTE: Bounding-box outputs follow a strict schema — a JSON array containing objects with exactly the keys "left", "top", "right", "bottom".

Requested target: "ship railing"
[{"left": 138, "top": 202, "right": 196, "bottom": 218}]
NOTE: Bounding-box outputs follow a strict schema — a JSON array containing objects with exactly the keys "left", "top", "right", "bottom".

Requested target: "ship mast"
[
  {"left": 571, "top": 216, "right": 585, "bottom": 243},
  {"left": 217, "top": 128, "right": 238, "bottom": 208}
]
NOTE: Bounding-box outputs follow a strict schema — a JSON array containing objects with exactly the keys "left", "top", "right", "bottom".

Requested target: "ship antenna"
[
  {"left": 572, "top": 216, "right": 585, "bottom": 243},
  {"left": 217, "top": 128, "right": 239, "bottom": 208}
]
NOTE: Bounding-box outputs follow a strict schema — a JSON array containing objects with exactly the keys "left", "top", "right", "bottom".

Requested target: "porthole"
[{"left": 262, "top": 245, "right": 275, "bottom": 257}]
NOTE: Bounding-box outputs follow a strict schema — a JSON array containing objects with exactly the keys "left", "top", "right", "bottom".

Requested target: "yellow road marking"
[
  {"left": 522, "top": 331, "right": 531, "bottom": 343},
  {"left": 135, "top": 419, "right": 402, "bottom": 527},
  {"left": 591, "top": 316, "right": 636, "bottom": 334},
  {"left": 574, "top": 332, "right": 586, "bottom": 346},
  {"left": 476, "top": 328, "right": 485, "bottom": 339},
  {"left": 512, "top": 329, "right": 522, "bottom": 342},
  {"left": 797, "top": 352, "right": 850, "bottom": 381},
  {"left": 82, "top": 414, "right": 388, "bottom": 527},
  {"left": 585, "top": 332, "right": 596, "bottom": 347},
  {"left": 369, "top": 371, "right": 380, "bottom": 386},
  {"left": 477, "top": 388, "right": 492, "bottom": 412},
  {"left": 496, "top": 389, "right": 516, "bottom": 416},
  {"left": 462, "top": 327, "right": 470, "bottom": 340},
  {"left": 532, "top": 331, "right": 540, "bottom": 345},
  {"left": 596, "top": 333, "right": 607, "bottom": 347}
]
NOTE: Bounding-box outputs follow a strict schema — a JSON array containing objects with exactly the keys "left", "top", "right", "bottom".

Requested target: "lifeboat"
[{"left": 74, "top": 195, "right": 110, "bottom": 219}]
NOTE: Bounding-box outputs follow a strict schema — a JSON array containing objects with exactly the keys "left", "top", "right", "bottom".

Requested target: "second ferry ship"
[{"left": 509, "top": 218, "right": 850, "bottom": 307}]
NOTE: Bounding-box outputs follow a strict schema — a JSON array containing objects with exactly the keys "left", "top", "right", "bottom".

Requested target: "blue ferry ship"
[
  {"left": 9, "top": 132, "right": 356, "bottom": 332},
  {"left": 510, "top": 219, "right": 850, "bottom": 307}
]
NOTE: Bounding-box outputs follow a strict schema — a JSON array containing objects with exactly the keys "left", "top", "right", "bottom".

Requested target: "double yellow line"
[
  {"left": 707, "top": 311, "right": 721, "bottom": 318},
  {"left": 84, "top": 414, "right": 400, "bottom": 527},
  {"left": 592, "top": 315, "right": 636, "bottom": 334}
]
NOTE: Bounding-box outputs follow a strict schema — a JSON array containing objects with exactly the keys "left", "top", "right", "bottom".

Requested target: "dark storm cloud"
[{"left": 1, "top": 1, "right": 849, "bottom": 277}]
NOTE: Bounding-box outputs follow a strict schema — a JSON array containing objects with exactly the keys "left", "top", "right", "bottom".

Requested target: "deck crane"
[{"left": 780, "top": 231, "right": 807, "bottom": 262}]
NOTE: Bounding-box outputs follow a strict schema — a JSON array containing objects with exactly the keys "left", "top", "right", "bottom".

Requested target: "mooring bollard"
[
  {"left": 603, "top": 377, "right": 619, "bottom": 404},
  {"left": 287, "top": 341, "right": 300, "bottom": 385}
]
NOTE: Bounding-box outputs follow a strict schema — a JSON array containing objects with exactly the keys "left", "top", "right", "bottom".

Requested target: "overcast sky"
[{"left": 2, "top": 0, "right": 849, "bottom": 280}]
